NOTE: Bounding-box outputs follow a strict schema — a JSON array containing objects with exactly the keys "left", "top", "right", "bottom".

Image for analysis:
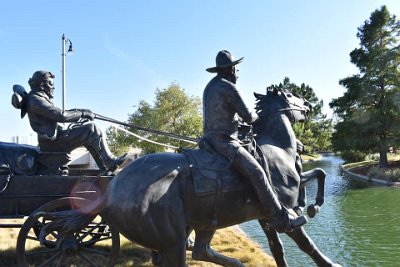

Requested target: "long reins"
[
  {"left": 114, "top": 125, "right": 181, "bottom": 150},
  {"left": 94, "top": 113, "right": 198, "bottom": 145}
]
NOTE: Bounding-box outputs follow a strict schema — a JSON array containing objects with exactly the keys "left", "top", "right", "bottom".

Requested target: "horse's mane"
[{"left": 254, "top": 86, "right": 282, "bottom": 118}]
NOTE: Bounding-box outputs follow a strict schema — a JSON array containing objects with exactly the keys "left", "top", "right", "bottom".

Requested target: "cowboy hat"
[
  {"left": 206, "top": 50, "right": 243, "bottom": 73},
  {"left": 12, "top": 84, "right": 28, "bottom": 118}
]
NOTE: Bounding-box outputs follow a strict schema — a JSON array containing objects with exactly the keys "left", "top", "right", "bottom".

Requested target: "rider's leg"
[{"left": 233, "top": 146, "right": 307, "bottom": 233}]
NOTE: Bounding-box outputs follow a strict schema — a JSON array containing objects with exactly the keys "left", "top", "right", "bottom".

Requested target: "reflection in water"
[{"left": 240, "top": 154, "right": 400, "bottom": 267}]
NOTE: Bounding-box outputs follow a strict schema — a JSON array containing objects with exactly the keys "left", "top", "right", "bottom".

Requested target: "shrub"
[
  {"left": 365, "top": 153, "right": 380, "bottom": 161},
  {"left": 368, "top": 166, "right": 400, "bottom": 182},
  {"left": 341, "top": 150, "right": 368, "bottom": 163}
]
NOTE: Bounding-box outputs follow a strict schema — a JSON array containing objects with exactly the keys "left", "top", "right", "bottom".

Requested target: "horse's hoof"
[
  {"left": 186, "top": 236, "right": 195, "bottom": 251},
  {"left": 307, "top": 205, "right": 320, "bottom": 218},
  {"left": 293, "top": 206, "right": 304, "bottom": 216}
]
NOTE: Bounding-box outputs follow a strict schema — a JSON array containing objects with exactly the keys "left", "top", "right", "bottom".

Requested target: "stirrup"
[
  {"left": 270, "top": 210, "right": 308, "bottom": 233},
  {"left": 286, "top": 214, "right": 307, "bottom": 232}
]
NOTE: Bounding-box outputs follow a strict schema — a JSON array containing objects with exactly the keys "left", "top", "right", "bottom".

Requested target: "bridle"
[{"left": 263, "top": 92, "right": 310, "bottom": 123}]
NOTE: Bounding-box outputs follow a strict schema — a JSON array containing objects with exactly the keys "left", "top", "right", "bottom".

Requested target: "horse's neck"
[{"left": 255, "top": 114, "right": 296, "bottom": 151}]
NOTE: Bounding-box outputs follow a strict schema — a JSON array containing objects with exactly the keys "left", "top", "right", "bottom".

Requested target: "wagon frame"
[{"left": 0, "top": 171, "right": 120, "bottom": 267}]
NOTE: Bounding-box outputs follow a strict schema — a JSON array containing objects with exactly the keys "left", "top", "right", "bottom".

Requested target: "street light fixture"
[{"left": 61, "top": 34, "right": 73, "bottom": 112}]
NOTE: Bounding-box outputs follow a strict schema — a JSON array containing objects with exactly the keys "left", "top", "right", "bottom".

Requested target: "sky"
[{"left": 1, "top": 0, "right": 399, "bottom": 144}]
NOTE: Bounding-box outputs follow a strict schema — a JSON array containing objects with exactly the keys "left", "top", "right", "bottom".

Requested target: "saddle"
[{"left": 184, "top": 137, "right": 264, "bottom": 197}]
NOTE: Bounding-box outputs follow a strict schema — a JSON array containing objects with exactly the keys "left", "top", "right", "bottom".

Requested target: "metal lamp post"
[{"left": 61, "top": 34, "right": 73, "bottom": 112}]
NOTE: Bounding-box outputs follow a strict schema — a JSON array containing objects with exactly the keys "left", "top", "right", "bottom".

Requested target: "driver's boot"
[
  {"left": 89, "top": 137, "right": 128, "bottom": 174},
  {"left": 85, "top": 145, "right": 108, "bottom": 175},
  {"left": 99, "top": 138, "right": 128, "bottom": 173},
  {"left": 235, "top": 154, "right": 307, "bottom": 233}
]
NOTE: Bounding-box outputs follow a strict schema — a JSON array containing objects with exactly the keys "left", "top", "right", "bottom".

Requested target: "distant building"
[
  {"left": 68, "top": 146, "right": 142, "bottom": 170},
  {"left": 11, "top": 134, "right": 36, "bottom": 146}
]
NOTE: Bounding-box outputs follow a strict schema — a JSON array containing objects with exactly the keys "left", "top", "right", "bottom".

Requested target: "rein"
[
  {"left": 114, "top": 126, "right": 181, "bottom": 149},
  {"left": 94, "top": 113, "right": 198, "bottom": 146},
  {"left": 264, "top": 107, "right": 308, "bottom": 122},
  {"left": 269, "top": 107, "right": 308, "bottom": 114}
]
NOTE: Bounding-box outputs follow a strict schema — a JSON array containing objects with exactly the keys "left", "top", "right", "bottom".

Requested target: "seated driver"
[{"left": 25, "top": 70, "right": 127, "bottom": 174}]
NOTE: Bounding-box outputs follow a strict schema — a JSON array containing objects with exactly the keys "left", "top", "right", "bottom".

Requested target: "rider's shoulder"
[
  {"left": 214, "top": 77, "right": 236, "bottom": 90},
  {"left": 28, "top": 90, "right": 47, "bottom": 99},
  {"left": 26, "top": 90, "right": 49, "bottom": 106}
]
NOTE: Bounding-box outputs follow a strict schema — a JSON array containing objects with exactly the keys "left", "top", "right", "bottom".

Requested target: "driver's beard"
[{"left": 45, "top": 88, "right": 55, "bottom": 99}]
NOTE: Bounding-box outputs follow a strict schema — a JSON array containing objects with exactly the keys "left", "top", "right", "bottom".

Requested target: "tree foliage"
[
  {"left": 329, "top": 6, "right": 400, "bottom": 166},
  {"left": 106, "top": 126, "right": 131, "bottom": 156},
  {"left": 107, "top": 83, "right": 202, "bottom": 154},
  {"left": 268, "top": 77, "right": 333, "bottom": 152}
]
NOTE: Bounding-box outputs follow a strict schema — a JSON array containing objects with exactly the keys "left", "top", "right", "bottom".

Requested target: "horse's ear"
[
  {"left": 254, "top": 92, "right": 264, "bottom": 100},
  {"left": 266, "top": 85, "right": 280, "bottom": 96}
]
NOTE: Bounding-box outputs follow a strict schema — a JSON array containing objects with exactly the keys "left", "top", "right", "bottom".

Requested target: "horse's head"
[{"left": 254, "top": 87, "right": 312, "bottom": 124}]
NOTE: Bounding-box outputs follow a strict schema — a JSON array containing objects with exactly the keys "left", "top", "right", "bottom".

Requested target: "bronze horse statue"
[{"left": 42, "top": 88, "right": 340, "bottom": 266}]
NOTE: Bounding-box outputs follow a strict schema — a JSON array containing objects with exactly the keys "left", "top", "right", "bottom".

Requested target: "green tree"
[
  {"left": 108, "top": 83, "right": 202, "bottom": 154},
  {"left": 269, "top": 77, "right": 333, "bottom": 152},
  {"left": 329, "top": 6, "right": 400, "bottom": 167},
  {"left": 106, "top": 126, "right": 131, "bottom": 156}
]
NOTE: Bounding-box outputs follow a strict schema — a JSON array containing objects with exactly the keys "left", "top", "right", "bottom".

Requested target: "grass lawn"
[{"left": 0, "top": 219, "right": 276, "bottom": 267}]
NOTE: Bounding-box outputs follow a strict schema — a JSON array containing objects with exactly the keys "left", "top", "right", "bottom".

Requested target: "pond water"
[{"left": 240, "top": 154, "right": 400, "bottom": 267}]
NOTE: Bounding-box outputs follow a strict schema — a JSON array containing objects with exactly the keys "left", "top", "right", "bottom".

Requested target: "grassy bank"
[
  {"left": 0, "top": 219, "right": 276, "bottom": 266},
  {"left": 301, "top": 153, "right": 321, "bottom": 162},
  {"left": 341, "top": 154, "right": 400, "bottom": 182}
]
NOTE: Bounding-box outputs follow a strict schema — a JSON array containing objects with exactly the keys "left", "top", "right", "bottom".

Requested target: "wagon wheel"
[
  {"left": 32, "top": 210, "right": 107, "bottom": 248},
  {"left": 16, "top": 197, "right": 120, "bottom": 267}
]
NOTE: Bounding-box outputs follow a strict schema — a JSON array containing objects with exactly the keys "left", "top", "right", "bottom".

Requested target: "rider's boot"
[
  {"left": 256, "top": 174, "right": 307, "bottom": 232},
  {"left": 235, "top": 153, "right": 307, "bottom": 233},
  {"left": 88, "top": 136, "right": 128, "bottom": 174}
]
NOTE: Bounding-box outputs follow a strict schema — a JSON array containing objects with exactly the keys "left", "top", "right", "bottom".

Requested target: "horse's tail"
[{"left": 35, "top": 196, "right": 107, "bottom": 245}]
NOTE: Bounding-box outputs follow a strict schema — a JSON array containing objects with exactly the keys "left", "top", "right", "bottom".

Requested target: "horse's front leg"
[
  {"left": 294, "top": 186, "right": 306, "bottom": 216},
  {"left": 157, "top": 239, "right": 187, "bottom": 267},
  {"left": 287, "top": 227, "right": 342, "bottom": 267},
  {"left": 192, "top": 229, "right": 244, "bottom": 267},
  {"left": 300, "top": 168, "right": 326, "bottom": 218},
  {"left": 258, "top": 219, "right": 288, "bottom": 267}
]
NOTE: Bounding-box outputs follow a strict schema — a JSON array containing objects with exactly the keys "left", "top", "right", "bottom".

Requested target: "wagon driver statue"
[{"left": 23, "top": 70, "right": 127, "bottom": 174}]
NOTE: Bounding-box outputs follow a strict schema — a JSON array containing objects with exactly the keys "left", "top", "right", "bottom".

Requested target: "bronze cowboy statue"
[
  {"left": 202, "top": 50, "right": 306, "bottom": 233},
  {"left": 11, "top": 70, "right": 127, "bottom": 175}
]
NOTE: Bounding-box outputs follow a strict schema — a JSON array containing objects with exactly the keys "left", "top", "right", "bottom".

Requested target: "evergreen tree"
[
  {"left": 329, "top": 6, "right": 400, "bottom": 166},
  {"left": 268, "top": 77, "right": 332, "bottom": 152}
]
